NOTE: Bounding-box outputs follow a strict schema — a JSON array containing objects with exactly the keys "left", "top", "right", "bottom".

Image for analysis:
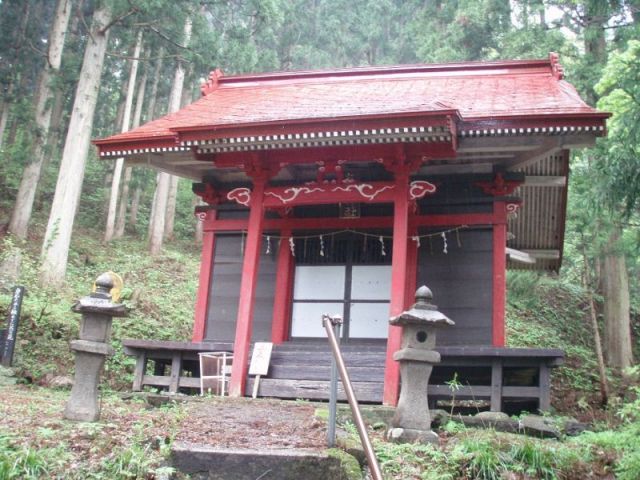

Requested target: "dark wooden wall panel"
[
  {"left": 205, "top": 234, "right": 277, "bottom": 342},
  {"left": 417, "top": 228, "right": 493, "bottom": 346}
]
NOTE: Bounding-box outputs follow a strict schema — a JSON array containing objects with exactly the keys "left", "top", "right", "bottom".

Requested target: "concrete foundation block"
[{"left": 171, "top": 442, "right": 360, "bottom": 480}]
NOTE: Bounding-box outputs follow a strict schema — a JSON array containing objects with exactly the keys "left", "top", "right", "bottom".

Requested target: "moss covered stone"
[{"left": 328, "top": 448, "right": 363, "bottom": 480}]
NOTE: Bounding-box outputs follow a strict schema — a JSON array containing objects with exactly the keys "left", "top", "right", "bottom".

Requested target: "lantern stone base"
[
  {"left": 387, "top": 427, "right": 439, "bottom": 445},
  {"left": 64, "top": 351, "right": 106, "bottom": 422}
]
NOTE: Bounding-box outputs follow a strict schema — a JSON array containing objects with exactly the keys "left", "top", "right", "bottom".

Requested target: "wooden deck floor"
[
  {"left": 249, "top": 341, "right": 386, "bottom": 403},
  {"left": 123, "top": 339, "right": 563, "bottom": 413}
]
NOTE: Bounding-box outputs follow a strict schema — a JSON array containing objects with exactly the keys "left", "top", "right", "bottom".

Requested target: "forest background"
[{"left": 0, "top": 0, "right": 638, "bottom": 403}]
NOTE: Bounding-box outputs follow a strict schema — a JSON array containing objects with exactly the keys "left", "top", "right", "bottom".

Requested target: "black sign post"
[{"left": 1, "top": 286, "right": 25, "bottom": 367}]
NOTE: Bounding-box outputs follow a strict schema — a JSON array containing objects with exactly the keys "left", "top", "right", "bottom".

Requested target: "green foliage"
[
  {"left": 594, "top": 38, "right": 640, "bottom": 217},
  {"left": 617, "top": 449, "right": 640, "bottom": 480},
  {"left": 375, "top": 441, "right": 456, "bottom": 480},
  {"left": 450, "top": 431, "right": 592, "bottom": 480},
  {"left": 96, "top": 444, "right": 156, "bottom": 480},
  {"left": 376, "top": 429, "right": 595, "bottom": 480},
  {"left": 507, "top": 271, "right": 600, "bottom": 393},
  {"left": 0, "top": 116, "right": 35, "bottom": 211},
  {"left": 571, "top": 390, "right": 640, "bottom": 480},
  {"left": 0, "top": 434, "right": 68, "bottom": 479},
  {"left": 443, "top": 420, "right": 467, "bottom": 435},
  {"left": 509, "top": 439, "right": 558, "bottom": 479},
  {"left": 0, "top": 231, "right": 200, "bottom": 387},
  {"left": 455, "top": 436, "right": 506, "bottom": 480},
  {"left": 0, "top": 387, "right": 186, "bottom": 479}
]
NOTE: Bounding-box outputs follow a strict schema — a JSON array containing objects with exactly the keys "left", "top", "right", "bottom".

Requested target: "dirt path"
[{"left": 175, "top": 396, "right": 328, "bottom": 450}]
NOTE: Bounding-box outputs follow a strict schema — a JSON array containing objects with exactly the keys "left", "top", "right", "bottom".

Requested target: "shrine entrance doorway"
[{"left": 289, "top": 231, "right": 392, "bottom": 341}]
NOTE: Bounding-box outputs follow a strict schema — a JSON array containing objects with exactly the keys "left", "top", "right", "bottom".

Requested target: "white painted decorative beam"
[
  {"left": 523, "top": 176, "right": 567, "bottom": 187},
  {"left": 127, "top": 154, "right": 203, "bottom": 181},
  {"left": 460, "top": 125, "right": 604, "bottom": 137},
  {"left": 457, "top": 136, "right": 546, "bottom": 153},
  {"left": 521, "top": 249, "right": 561, "bottom": 260},
  {"left": 506, "top": 248, "right": 536, "bottom": 264}
]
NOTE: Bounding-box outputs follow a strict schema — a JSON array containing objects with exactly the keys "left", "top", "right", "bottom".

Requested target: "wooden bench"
[
  {"left": 429, "top": 346, "right": 564, "bottom": 414},
  {"left": 123, "top": 339, "right": 233, "bottom": 394}
]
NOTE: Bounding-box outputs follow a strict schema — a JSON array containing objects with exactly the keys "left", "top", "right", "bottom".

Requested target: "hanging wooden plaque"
[{"left": 339, "top": 203, "right": 360, "bottom": 218}]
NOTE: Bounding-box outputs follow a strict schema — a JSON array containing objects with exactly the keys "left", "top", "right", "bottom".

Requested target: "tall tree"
[
  {"left": 580, "top": 1, "right": 634, "bottom": 372},
  {"left": 8, "top": 0, "right": 73, "bottom": 239},
  {"left": 114, "top": 48, "right": 149, "bottom": 239},
  {"left": 553, "top": 0, "right": 637, "bottom": 372},
  {"left": 164, "top": 175, "right": 180, "bottom": 240},
  {"left": 104, "top": 29, "right": 143, "bottom": 242},
  {"left": 593, "top": 37, "right": 640, "bottom": 370},
  {"left": 164, "top": 65, "right": 194, "bottom": 241},
  {"left": 0, "top": 1, "right": 31, "bottom": 150},
  {"left": 595, "top": 38, "right": 640, "bottom": 217},
  {"left": 601, "top": 229, "right": 634, "bottom": 370},
  {"left": 40, "top": 4, "right": 113, "bottom": 285},
  {"left": 144, "top": 47, "right": 163, "bottom": 124},
  {"left": 148, "top": 15, "right": 192, "bottom": 255},
  {"left": 410, "top": 0, "right": 511, "bottom": 63}
]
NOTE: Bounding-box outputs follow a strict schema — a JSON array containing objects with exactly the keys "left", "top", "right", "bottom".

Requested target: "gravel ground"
[{"left": 174, "top": 396, "right": 328, "bottom": 450}]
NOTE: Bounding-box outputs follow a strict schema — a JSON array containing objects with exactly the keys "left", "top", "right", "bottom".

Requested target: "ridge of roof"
[{"left": 200, "top": 54, "right": 561, "bottom": 95}]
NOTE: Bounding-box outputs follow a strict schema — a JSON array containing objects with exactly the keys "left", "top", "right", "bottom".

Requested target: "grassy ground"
[
  {"left": 0, "top": 385, "right": 183, "bottom": 479},
  {"left": 1, "top": 384, "right": 639, "bottom": 479}
]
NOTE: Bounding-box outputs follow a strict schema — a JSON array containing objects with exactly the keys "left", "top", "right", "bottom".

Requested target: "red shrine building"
[{"left": 95, "top": 54, "right": 608, "bottom": 411}]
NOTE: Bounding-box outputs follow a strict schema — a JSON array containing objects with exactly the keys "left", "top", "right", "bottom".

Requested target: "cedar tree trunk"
[
  {"left": 105, "top": 30, "right": 142, "bottom": 242},
  {"left": 40, "top": 6, "right": 112, "bottom": 285},
  {"left": 9, "top": 0, "right": 72, "bottom": 239},
  {"left": 148, "top": 16, "right": 192, "bottom": 253},
  {"left": 602, "top": 228, "right": 634, "bottom": 370},
  {"left": 114, "top": 54, "right": 148, "bottom": 238}
]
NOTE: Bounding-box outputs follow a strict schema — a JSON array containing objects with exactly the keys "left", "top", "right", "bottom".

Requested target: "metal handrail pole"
[
  {"left": 328, "top": 320, "right": 341, "bottom": 447},
  {"left": 322, "top": 315, "right": 383, "bottom": 480}
]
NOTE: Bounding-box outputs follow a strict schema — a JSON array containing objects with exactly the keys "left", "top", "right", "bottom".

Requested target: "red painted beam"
[
  {"left": 262, "top": 182, "right": 396, "bottom": 208},
  {"left": 229, "top": 177, "right": 267, "bottom": 397},
  {"left": 412, "top": 212, "right": 495, "bottom": 227},
  {"left": 383, "top": 170, "right": 411, "bottom": 406},
  {"left": 220, "top": 179, "right": 437, "bottom": 209},
  {"left": 492, "top": 201, "right": 507, "bottom": 347},
  {"left": 204, "top": 212, "right": 498, "bottom": 233},
  {"left": 203, "top": 217, "right": 246, "bottom": 231},
  {"left": 192, "top": 211, "right": 216, "bottom": 342},
  {"left": 271, "top": 230, "right": 294, "bottom": 344}
]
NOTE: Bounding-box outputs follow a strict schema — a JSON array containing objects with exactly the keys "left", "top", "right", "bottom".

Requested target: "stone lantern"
[
  {"left": 64, "top": 273, "right": 127, "bottom": 422},
  {"left": 388, "top": 285, "right": 454, "bottom": 443}
]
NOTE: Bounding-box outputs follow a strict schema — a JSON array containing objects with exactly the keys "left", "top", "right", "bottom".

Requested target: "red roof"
[{"left": 94, "top": 54, "right": 607, "bottom": 153}]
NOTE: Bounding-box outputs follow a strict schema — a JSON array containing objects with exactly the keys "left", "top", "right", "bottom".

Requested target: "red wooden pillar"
[
  {"left": 383, "top": 170, "right": 410, "bottom": 406},
  {"left": 405, "top": 225, "right": 419, "bottom": 307},
  {"left": 492, "top": 201, "right": 507, "bottom": 347},
  {"left": 229, "top": 176, "right": 267, "bottom": 397},
  {"left": 192, "top": 210, "right": 217, "bottom": 342},
  {"left": 271, "top": 230, "right": 294, "bottom": 344}
]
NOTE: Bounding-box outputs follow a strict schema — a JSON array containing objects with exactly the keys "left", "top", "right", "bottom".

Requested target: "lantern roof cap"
[{"left": 390, "top": 286, "right": 455, "bottom": 326}]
